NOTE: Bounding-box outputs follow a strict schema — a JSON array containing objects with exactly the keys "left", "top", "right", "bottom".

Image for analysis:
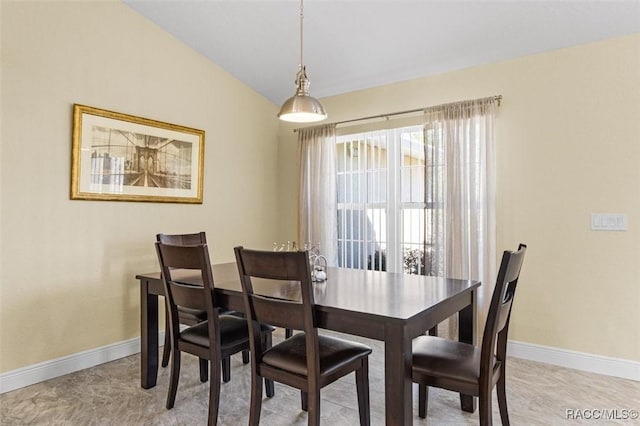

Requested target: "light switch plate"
[{"left": 591, "top": 213, "right": 627, "bottom": 231}]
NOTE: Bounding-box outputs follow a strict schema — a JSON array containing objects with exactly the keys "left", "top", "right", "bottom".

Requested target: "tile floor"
[{"left": 1, "top": 330, "right": 638, "bottom": 425}]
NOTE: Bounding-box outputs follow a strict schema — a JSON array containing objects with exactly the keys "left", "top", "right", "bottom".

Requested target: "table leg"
[
  {"left": 140, "top": 279, "right": 159, "bottom": 389},
  {"left": 384, "top": 323, "right": 412, "bottom": 425},
  {"left": 459, "top": 289, "right": 477, "bottom": 412}
]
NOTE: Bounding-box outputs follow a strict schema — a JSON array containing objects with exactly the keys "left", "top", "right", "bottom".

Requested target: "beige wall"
[
  {"left": 1, "top": 1, "right": 280, "bottom": 372},
  {"left": 2, "top": 0, "right": 638, "bottom": 375},
  {"left": 278, "top": 34, "right": 640, "bottom": 362}
]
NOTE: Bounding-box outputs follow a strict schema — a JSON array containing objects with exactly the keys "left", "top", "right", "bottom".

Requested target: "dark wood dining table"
[{"left": 136, "top": 262, "right": 480, "bottom": 426}]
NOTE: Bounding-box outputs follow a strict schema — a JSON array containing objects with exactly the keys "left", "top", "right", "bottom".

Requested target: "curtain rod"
[{"left": 293, "top": 95, "right": 502, "bottom": 132}]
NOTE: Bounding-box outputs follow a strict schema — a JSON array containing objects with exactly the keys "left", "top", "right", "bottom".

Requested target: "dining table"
[{"left": 136, "top": 262, "right": 480, "bottom": 426}]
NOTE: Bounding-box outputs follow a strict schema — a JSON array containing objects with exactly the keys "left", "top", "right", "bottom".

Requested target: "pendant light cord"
[{"left": 299, "top": 0, "right": 304, "bottom": 68}]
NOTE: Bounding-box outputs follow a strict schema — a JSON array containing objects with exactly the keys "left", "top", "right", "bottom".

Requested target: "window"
[{"left": 336, "top": 125, "right": 442, "bottom": 275}]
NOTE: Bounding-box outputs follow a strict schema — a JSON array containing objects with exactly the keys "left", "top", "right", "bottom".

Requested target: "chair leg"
[
  {"left": 307, "top": 389, "right": 321, "bottom": 426},
  {"left": 497, "top": 369, "right": 510, "bottom": 425},
  {"left": 478, "top": 385, "right": 493, "bottom": 426},
  {"left": 265, "top": 379, "right": 274, "bottom": 398},
  {"left": 228, "top": 313, "right": 249, "bottom": 366},
  {"left": 221, "top": 357, "right": 231, "bottom": 383},
  {"left": 161, "top": 310, "right": 171, "bottom": 368},
  {"left": 200, "top": 358, "right": 209, "bottom": 383},
  {"left": 207, "top": 354, "right": 222, "bottom": 426},
  {"left": 262, "top": 332, "right": 275, "bottom": 398},
  {"left": 418, "top": 383, "right": 429, "bottom": 419},
  {"left": 285, "top": 328, "right": 293, "bottom": 339},
  {"left": 166, "top": 349, "right": 181, "bottom": 409},
  {"left": 355, "top": 358, "right": 370, "bottom": 426},
  {"left": 248, "top": 373, "right": 264, "bottom": 426},
  {"left": 301, "top": 391, "right": 308, "bottom": 411}
]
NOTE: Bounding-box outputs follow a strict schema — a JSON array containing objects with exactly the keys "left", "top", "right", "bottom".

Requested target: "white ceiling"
[{"left": 123, "top": 0, "right": 640, "bottom": 105}]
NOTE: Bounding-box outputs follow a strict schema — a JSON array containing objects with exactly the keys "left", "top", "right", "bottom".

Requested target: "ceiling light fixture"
[{"left": 277, "top": 0, "right": 327, "bottom": 123}]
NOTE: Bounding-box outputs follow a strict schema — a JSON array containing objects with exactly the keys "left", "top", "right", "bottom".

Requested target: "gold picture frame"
[{"left": 71, "top": 104, "right": 204, "bottom": 203}]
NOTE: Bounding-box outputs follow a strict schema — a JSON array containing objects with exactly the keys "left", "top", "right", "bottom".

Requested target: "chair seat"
[
  {"left": 412, "top": 336, "right": 497, "bottom": 385},
  {"left": 181, "top": 316, "right": 275, "bottom": 348},
  {"left": 181, "top": 315, "right": 248, "bottom": 348},
  {"left": 262, "top": 333, "right": 372, "bottom": 377}
]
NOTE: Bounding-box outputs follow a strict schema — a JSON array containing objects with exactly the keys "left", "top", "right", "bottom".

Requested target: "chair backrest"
[
  {"left": 157, "top": 232, "right": 207, "bottom": 245},
  {"left": 234, "top": 247, "right": 319, "bottom": 374},
  {"left": 480, "top": 244, "right": 527, "bottom": 369},
  {"left": 155, "top": 242, "right": 219, "bottom": 347}
]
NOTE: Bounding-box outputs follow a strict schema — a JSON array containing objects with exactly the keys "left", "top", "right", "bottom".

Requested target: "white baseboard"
[
  {"left": 0, "top": 332, "right": 165, "bottom": 395},
  {"left": 508, "top": 340, "right": 640, "bottom": 381},
  {"left": 2, "top": 335, "right": 637, "bottom": 394}
]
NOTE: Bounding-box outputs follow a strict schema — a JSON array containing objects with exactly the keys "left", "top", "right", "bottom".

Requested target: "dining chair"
[
  {"left": 155, "top": 242, "right": 274, "bottom": 425},
  {"left": 234, "top": 247, "right": 372, "bottom": 426},
  {"left": 157, "top": 232, "right": 249, "bottom": 381},
  {"left": 411, "top": 243, "right": 527, "bottom": 425}
]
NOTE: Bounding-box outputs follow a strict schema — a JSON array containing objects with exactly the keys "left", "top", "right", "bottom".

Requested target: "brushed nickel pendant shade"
[{"left": 278, "top": 0, "right": 327, "bottom": 123}]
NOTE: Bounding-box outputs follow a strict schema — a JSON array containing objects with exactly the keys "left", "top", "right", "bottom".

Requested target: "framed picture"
[{"left": 71, "top": 104, "right": 205, "bottom": 203}]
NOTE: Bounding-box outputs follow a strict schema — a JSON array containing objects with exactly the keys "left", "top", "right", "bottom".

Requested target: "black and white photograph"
[{"left": 71, "top": 104, "right": 204, "bottom": 203}]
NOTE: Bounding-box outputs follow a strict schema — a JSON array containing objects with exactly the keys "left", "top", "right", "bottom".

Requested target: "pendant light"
[{"left": 278, "top": 0, "right": 327, "bottom": 123}]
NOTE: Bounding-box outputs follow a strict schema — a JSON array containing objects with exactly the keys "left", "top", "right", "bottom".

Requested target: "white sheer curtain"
[
  {"left": 298, "top": 124, "right": 338, "bottom": 266},
  {"left": 425, "top": 97, "right": 497, "bottom": 337}
]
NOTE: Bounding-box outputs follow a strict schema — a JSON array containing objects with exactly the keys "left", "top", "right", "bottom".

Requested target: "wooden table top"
[{"left": 137, "top": 262, "right": 480, "bottom": 321}]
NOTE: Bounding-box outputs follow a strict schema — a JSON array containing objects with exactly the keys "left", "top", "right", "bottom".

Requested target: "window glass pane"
[
  {"left": 336, "top": 141, "right": 347, "bottom": 172},
  {"left": 401, "top": 167, "right": 424, "bottom": 203},
  {"left": 336, "top": 131, "right": 388, "bottom": 271},
  {"left": 368, "top": 169, "right": 387, "bottom": 203},
  {"left": 400, "top": 127, "right": 425, "bottom": 203},
  {"left": 401, "top": 208, "right": 425, "bottom": 245},
  {"left": 336, "top": 126, "right": 422, "bottom": 273},
  {"left": 337, "top": 174, "right": 345, "bottom": 203},
  {"left": 365, "top": 207, "right": 386, "bottom": 271},
  {"left": 401, "top": 208, "right": 426, "bottom": 275}
]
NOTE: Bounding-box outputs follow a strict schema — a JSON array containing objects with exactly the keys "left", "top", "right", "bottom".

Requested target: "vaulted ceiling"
[{"left": 124, "top": 0, "right": 640, "bottom": 105}]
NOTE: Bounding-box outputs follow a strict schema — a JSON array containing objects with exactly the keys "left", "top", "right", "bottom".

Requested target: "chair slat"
[
  {"left": 168, "top": 281, "right": 206, "bottom": 311},
  {"left": 495, "top": 293, "right": 513, "bottom": 333},
  {"left": 157, "top": 232, "right": 207, "bottom": 245},
  {"left": 158, "top": 244, "right": 204, "bottom": 270},
  {"left": 250, "top": 294, "right": 305, "bottom": 331}
]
